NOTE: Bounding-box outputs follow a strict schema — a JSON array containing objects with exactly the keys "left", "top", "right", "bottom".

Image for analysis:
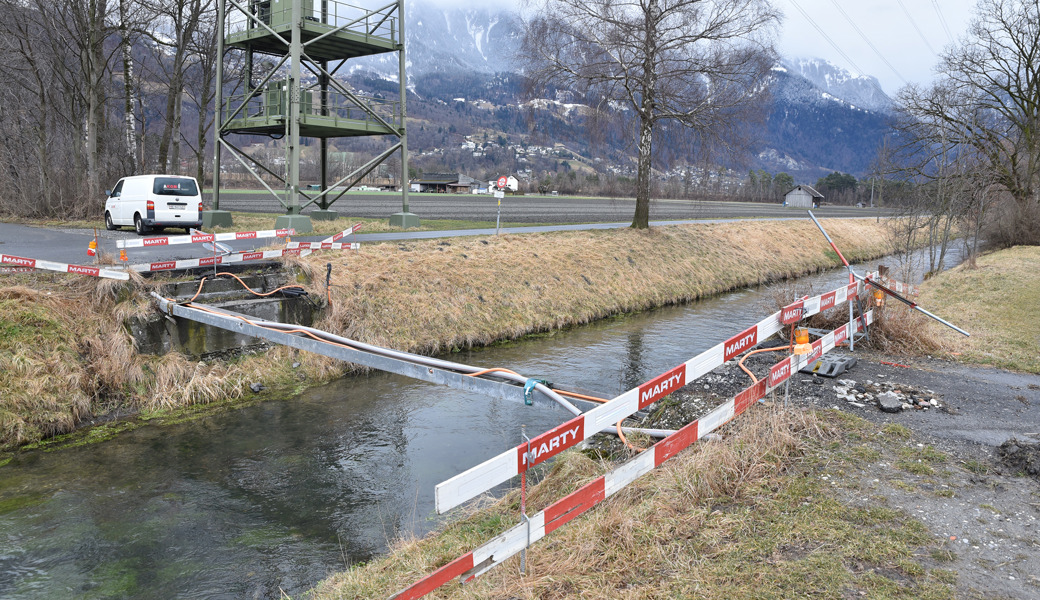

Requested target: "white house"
[
  {"left": 489, "top": 175, "right": 519, "bottom": 192},
  {"left": 784, "top": 184, "right": 824, "bottom": 208}
]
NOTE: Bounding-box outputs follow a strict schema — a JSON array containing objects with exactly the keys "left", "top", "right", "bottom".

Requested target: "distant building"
[
  {"left": 411, "top": 173, "right": 478, "bottom": 193},
  {"left": 784, "top": 184, "right": 823, "bottom": 208},
  {"left": 490, "top": 175, "right": 519, "bottom": 192}
]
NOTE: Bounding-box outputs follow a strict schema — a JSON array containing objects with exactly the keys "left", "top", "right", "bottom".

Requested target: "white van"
[{"left": 104, "top": 175, "right": 204, "bottom": 235}]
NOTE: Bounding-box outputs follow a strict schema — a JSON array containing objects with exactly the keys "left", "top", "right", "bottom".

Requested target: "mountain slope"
[{"left": 348, "top": 0, "right": 894, "bottom": 178}]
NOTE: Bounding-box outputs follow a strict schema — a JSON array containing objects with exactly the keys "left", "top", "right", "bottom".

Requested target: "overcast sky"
[
  {"left": 422, "top": 0, "right": 979, "bottom": 96},
  {"left": 779, "top": 0, "right": 976, "bottom": 95}
]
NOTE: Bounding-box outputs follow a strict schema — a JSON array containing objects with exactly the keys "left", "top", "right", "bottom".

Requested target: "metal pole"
[
  {"left": 211, "top": 0, "right": 226, "bottom": 212},
  {"left": 287, "top": 0, "right": 302, "bottom": 216},
  {"left": 398, "top": 0, "right": 409, "bottom": 215},
  {"left": 807, "top": 210, "right": 854, "bottom": 283},
  {"left": 520, "top": 424, "right": 530, "bottom": 575},
  {"left": 320, "top": 60, "right": 328, "bottom": 209},
  {"left": 809, "top": 210, "right": 970, "bottom": 338},
  {"left": 858, "top": 274, "right": 971, "bottom": 337}
]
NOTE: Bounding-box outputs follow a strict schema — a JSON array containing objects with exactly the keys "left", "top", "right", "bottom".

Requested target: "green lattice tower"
[{"left": 207, "top": 0, "right": 417, "bottom": 232}]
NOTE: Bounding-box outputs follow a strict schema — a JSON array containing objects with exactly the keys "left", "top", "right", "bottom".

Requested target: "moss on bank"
[{"left": 1, "top": 219, "right": 897, "bottom": 452}]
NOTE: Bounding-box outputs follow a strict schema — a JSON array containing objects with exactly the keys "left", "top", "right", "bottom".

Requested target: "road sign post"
[{"left": 494, "top": 190, "right": 505, "bottom": 235}]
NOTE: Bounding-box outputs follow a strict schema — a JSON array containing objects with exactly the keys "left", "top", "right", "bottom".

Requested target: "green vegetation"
[{"left": 919, "top": 246, "right": 1040, "bottom": 373}]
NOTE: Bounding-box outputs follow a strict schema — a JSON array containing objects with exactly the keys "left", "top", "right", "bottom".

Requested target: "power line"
[
  {"left": 931, "top": 0, "right": 956, "bottom": 44},
  {"left": 785, "top": 0, "right": 891, "bottom": 100},
  {"left": 826, "top": 0, "right": 908, "bottom": 85},
  {"left": 895, "top": 0, "right": 938, "bottom": 56}
]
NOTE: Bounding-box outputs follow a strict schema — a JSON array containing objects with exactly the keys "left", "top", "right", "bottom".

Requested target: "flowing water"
[{"left": 0, "top": 248, "right": 963, "bottom": 599}]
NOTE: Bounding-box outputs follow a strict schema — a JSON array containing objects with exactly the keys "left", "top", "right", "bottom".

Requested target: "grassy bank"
[
  {"left": 306, "top": 243, "right": 1038, "bottom": 600},
  {"left": 918, "top": 245, "right": 1040, "bottom": 373},
  {"left": 1, "top": 213, "right": 563, "bottom": 236},
  {"left": 310, "top": 408, "right": 956, "bottom": 599},
  {"left": 0, "top": 219, "right": 896, "bottom": 452}
]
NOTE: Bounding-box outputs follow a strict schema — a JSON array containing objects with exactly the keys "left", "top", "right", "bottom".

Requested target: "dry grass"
[
  {"left": 0, "top": 274, "right": 286, "bottom": 449},
  {"left": 310, "top": 408, "right": 952, "bottom": 599},
  {"left": 918, "top": 245, "right": 1040, "bottom": 373},
  {"left": 310, "top": 220, "right": 897, "bottom": 362},
  {"left": 205, "top": 212, "right": 557, "bottom": 236}
]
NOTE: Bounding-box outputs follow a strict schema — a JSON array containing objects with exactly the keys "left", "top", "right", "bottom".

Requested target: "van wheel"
[
  {"left": 105, "top": 212, "right": 116, "bottom": 231},
  {"left": 134, "top": 214, "right": 149, "bottom": 235}
]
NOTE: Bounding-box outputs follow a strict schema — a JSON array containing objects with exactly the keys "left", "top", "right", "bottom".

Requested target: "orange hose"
[
  {"left": 736, "top": 346, "right": 791, "bottom": 384},
  {"left": 556, "top": 389, "right": 608, "bottom": 403},
  {"left": 214, "top": 272, "right": 304, "bottom": 297},
  {"left": 188, "top": 277, "right": 208, "bottom": 302},
  {"left": 617, "top": 419, "right": 645, "bottom": 452},
  {"left": 467, "top": 367, "right": 521, "bottom": 378},
  {"left": 185, "top": 272, "right": 305, "bottom": 303}
]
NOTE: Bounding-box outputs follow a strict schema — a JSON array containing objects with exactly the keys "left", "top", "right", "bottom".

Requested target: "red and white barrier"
[
  {"left": 127, "top": 248, "right": 306, "bottom": 272},
  {"left": 394, "top": 312, "right": 873, "bottom": 599},
  {"left": 865, "top": 270, "right": 918, "bottom": 296},
  {"left": 284, "top": 242, "right": 360, "bottom": 250},
  {"left": 0, "top": 253, "right": 130, "bottom": 281},
  {"left": 434, "top": 279, "right": 861, "bottom": 514},
  {"left": 116, "top": 228, "right": 295, "bottom": 249},
  {"left": 324, "top": 223, "right": 363, "bottom": 243}
]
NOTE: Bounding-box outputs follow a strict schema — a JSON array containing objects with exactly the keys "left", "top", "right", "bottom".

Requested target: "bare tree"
[
  {"left": 142, "top": 0, "right": 208, "bottom": 174},
  {"left": 0, "top": 0, "right": 120, "bottom": 214},
  {"left": 181, "top": 6, "right": 222, "bottom": 186},
  {"left": 118, "top": 0, "right": 152, "bottom": 174},
  {"left": 897, "top": 0, "right": 1040, "bottom": 246},
  {"left": 520, "top": 0, "right": 779, "bottom": 228}
]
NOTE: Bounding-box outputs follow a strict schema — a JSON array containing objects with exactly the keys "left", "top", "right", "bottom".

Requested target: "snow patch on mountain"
[{"left": 780, "top": 57, "right": 892, "bottom": 112}]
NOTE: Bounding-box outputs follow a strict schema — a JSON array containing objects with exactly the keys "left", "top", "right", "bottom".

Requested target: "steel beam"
[{"left": 152, "top": 295, "right": 597, "bottom": 414}]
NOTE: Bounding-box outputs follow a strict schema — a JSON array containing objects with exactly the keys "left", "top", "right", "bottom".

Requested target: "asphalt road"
[
  {"left": 1, "top": 197, "right": 891, "bottom": 267},
  {"left": 216, "top": 191, "right": 888, "bottom": 223}
]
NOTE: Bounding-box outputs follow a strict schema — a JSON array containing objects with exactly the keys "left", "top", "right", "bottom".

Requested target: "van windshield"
[{"left": 153, "top": 177, "right": 198, "bottom": 196}]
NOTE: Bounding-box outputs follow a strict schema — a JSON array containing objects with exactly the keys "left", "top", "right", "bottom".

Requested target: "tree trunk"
[
  {"left": 632, "top": 114, "right": 653, "bottom": 229},
  {"left": 171, "top": 90, "right": 183, "bottom": 173},
  {"left": 120, "top": 0, "right": 138, "bottom": 173},
  {"left": 195, "top": 59, "right": 213, "bottom": 185}
]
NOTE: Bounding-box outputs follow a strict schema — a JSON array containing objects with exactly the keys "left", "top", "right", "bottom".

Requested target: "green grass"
[
  {"left": 920, "top": 246, "right": 1040, "bottom": 373},
  {"left": 962, "top": 459, "right": 988, "bottom": 474},
  {"left": 1, "top": 213, "right": 572, "bottom": 235}
]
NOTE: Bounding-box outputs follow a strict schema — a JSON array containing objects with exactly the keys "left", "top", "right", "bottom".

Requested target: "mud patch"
[{"left": 999, "top": 438, "right": 1040, "bottom": 478}]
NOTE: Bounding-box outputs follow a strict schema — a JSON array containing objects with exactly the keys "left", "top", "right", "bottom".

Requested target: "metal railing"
[
  {"left": 226, "top": 0, "right": 398, "bottom": 44},
  {"left": 222, "top": 85, "right": 401, "bottom": 131}
]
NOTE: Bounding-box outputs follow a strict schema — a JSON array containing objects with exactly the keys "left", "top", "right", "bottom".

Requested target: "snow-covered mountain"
[
  {"left": 347, "top": 0, "right": 896, "bottom": 177},
  {"left": 351, "top": 0, "right": 521, "bottom": 76},
  {"left": 777, "top": 57, "right": 893, "bottom": 113}
]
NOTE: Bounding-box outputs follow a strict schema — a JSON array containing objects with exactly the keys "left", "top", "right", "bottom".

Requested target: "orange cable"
[
  {"left": 467, "top": 367, "right": 522, "bottom": 378},
  {"left": 188, "top": 277, "right": 209, "bottom": 302},
  {"left": 617, "top": 419, "right": 645, "bottom": 452},
  {"left": 556, "top": 389, "right": 608, "bottom": 403},
  {"left": 214, "top": 272, "right": 304, "bottom": 297},
  {"left": 736, "top": 346, "right": 791, "bottom": 384}
]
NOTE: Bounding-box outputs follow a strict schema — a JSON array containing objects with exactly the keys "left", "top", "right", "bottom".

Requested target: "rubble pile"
[{"left": 830, "top": 379, "right": 943, "bottom": 413}]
